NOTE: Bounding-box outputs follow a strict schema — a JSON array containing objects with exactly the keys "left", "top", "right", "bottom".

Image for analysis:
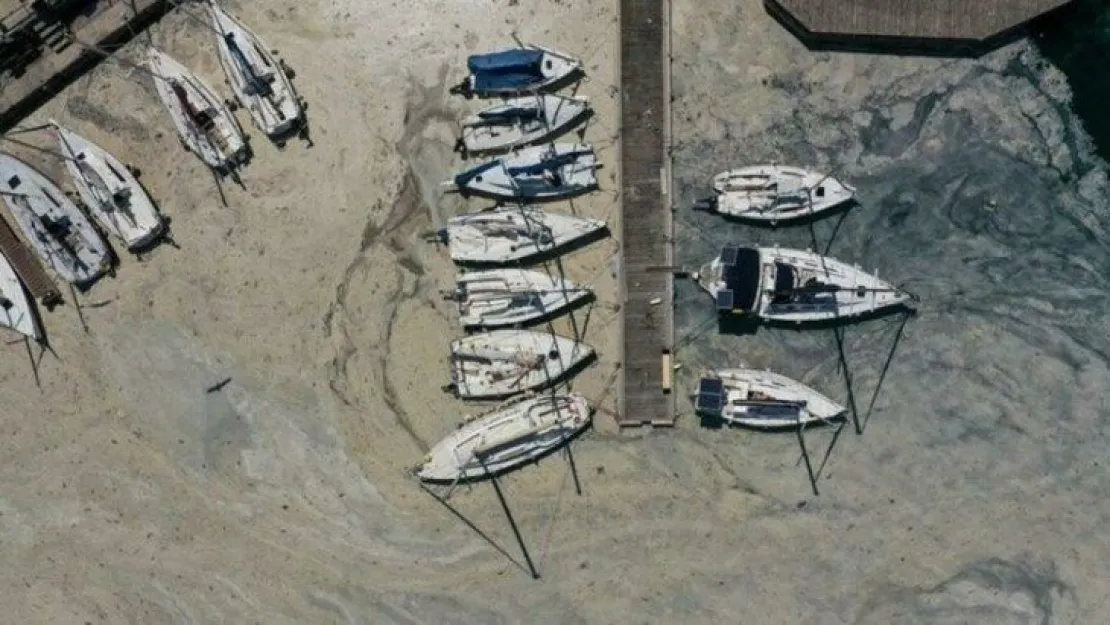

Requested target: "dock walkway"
[{"left": 616, "top": 0, "right": 675, "bottom": 427}]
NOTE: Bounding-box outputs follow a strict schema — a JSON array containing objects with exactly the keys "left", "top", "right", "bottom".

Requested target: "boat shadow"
[
  {"left": 697, "top": 411, "right": 848, "bottom": 432},
  {"left": 716, "top": 303, "right": 918, "bottom": 337},
  {"left": 459, "top": 181, "right": 601, "bottom": 205},
  {"left": 692, "top": 198, "right": 858, "bottom": 230},
  {"left": 451, "top": 223, "right": 611, "bottom": 270}
]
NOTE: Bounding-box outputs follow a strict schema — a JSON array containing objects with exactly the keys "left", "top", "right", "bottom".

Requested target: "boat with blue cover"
[
  {"left": 693, "top": 368, "right": 845, "bottom": 429},
  {"left": 450, "top": 44, "right": 582, "bottom": 97},
  {"left": 447, "top": 143, "right": 598, "bottom": 201},
  {"left": 693, "top": 244, "right": 913, "bottom": 324},
  {"left": 458, "top": 94, "right": 590, "bottom": 155}
]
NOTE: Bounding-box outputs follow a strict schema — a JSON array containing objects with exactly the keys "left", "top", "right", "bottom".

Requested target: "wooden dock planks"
[
  {"left": 0, "top": 212, "right": 61, "bottom": 307},
  {"left": 617, "top": 0, "right": 675, "bottom": 427}
]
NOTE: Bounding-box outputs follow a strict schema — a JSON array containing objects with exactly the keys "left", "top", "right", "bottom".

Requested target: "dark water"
[
  {"left": 1034, "top": 0, "right": 1110, "bottom": 162},
  {"left": 666, "top": 5, "right": 1110, "bottom": 616}
]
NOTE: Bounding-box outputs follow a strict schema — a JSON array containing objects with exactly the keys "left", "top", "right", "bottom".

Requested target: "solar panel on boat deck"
[
  {"left": 715, "top": 289, "right": 734, "bottom": 311},
  {"left": 695, "top": 378, "right": 725, "bottom": 414},
  {"left": 721, "top": 245, "right": 739, "bottom": 266}
]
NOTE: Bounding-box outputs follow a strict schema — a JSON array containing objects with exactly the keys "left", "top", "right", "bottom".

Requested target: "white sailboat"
[
  {"left": 0, "top": 152, "right": 112, "bottom": 286},
  {"left": 693, "top": 368, "right": 845, "bottom": 429},
  {"left": 436, "top": 206, "right": 606, "bottom": 265},
  {"left": 694, "top": 244, "right": 913, "bottom": 324},
  {"left": 416, "top": 393, "right": 591, "bottom": 483},
  {"left": 458, "top": 94, "right": 589, "bottom": 155},
  {"left": 452, "top": 44, "right": 582, "bottom": 98},
  {"left": 447, "top": 143, "right": 598, "bottom": 201},
  {"left": 147, "top": 48, "right": 248, "bottom": 170},
  {"left": 0, "top": 251, "right": 41, "bottom": 341},
  {"left": 52, "top": 121, "right": 165, "bottom": 251},
  {"left": 695, "top": 165, "right": 854, "bottom": 223},
  {"left": 444, "top": 268, "right": 591, "bottom": 329},
  {"left": 448, "top": 329, "right": 593, "bottom": 399},
  {"left": 208, "top": 1, "right": 303, "bottom": 138}
]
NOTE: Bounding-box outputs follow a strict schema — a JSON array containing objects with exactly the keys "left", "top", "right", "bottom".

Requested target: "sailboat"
[
  {"left": 447, "top": 329, "right": 593, "bottom": 399},
  {"left": 147, "top": 48, "right": 248, "bottom": 170},
  {"left": 0, "top": 152, "right": 112, "bottom": 286},
  {"left": 693, "top": 368, "right": 845, "bottom": 429},
  {"left": 0, "top": 251, "right": 41, "bottom": 341},
  {"left": 694, "top": 244, "right": 913, "bottom": 324},
  {"left": 694, "top": 165, "right": 855, "bottom": 224},
  {"left": 444, "top": 268, "right": 591, "bottom": 329},
  {"left": 435, "top": 206, "right": 606, "bottom": 265},
  {"left": 416, "top": 393, "right": 591, "bottom": 483},
  {"left": 447, "top": 143, "right": 598, "bottom": 201},
  {"left": 451, "top": 44, "right": 582, "bottom": 98},
  {"left": 52, "top": 121, "right": 165, "bottom": 251},
  {"left": 208, "top": 1, "right": 303, "bottom": 138},
  {"left": 458, "top": 94, "right": 589, "bottom": 155}
]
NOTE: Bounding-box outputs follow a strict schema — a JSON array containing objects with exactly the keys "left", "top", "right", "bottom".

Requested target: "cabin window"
[
  {"left": 815, "top": 186, "right": 825, "bottom": 197},
  {"left": 7, "top": 175, "right": 20, "bottom": 189},
  {"left": 547, "top": 348, "right": 559, "bottom": 360}
]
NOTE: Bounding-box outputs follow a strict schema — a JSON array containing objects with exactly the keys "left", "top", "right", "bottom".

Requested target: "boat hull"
[
  {"left": 449, "top": 329, "right": 593, "bottom": 399},
  {"left": 148, "top": 48, "right": 248, "bottom": 170},
  {"left": 710, "top": 165, "right": 854, "bottom": 223},
  {"left": 696, "top": 368, "right": 845, "bottom": 429},
  {"left": 441, "top": 207, "right": 606, "bottom": 265},
  {"left": 453, "top": 268, "right": 591, "bottom": 328},
  {"left": 461, "top": 95, "right": 589, "bottom": 154},
  {"left": 454, "top": 143, "right": 598, "bottom": 201},
  {"left": 54, "top": 122, "right": 165, "bottom": 250},
  {"left": 463, "top": 46, "right": 581, "bottom": 97},
  {"left": 0, "top": 153, "right": 112, "bottom": 286},
  {"left": 418, "top": 393, "right": 591, "bottom": 482},
  {"left": 0, "top": 251, "right": 41, "bottom": 340},
  {"left": 209, "top": 1, "right": 302, "bottom": 137}
]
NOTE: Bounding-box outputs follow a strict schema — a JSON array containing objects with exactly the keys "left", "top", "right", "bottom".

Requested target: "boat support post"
[{"left": 479, "top": 456, "right": 540, "bottom": 579}]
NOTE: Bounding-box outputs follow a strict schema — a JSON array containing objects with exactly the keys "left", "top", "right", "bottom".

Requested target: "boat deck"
[
  {"left": 616, "top": 0, "right": 675, "bottom": 427},
  {"left": 0, "top": 212, "right": 61, "bottom": 307}
]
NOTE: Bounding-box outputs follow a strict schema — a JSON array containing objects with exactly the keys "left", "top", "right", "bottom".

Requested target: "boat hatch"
[
  {"left": 7, "top": 175, "right": 21, "bottom": 189},
  {"left": 815, "top": 185, "right": 825, "bottom": 197},
  {"left": 772, "top": 262, "right": 796, "bottom": 304},
  {"left": 695, "top": 377, "right": 726, "bottom": 415}
]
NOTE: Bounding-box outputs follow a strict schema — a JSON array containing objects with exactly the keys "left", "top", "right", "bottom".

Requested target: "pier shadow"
[{"left": 761, "top": 0, "right": 1063, "bottom": 59}]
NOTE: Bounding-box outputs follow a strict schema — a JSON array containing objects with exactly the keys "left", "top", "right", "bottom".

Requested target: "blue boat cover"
[
  {"left": 506, "top": 152, "right": 580, "bottom": 178},
  {"left": 695, "top": 378, "right": 726, "bottom": 416},
  {"left": 468, "top": 49, "right": 546, "bottom": 92},
  {"left": 719, "top": 245, "right": 760, "bottom": 313},
  {"left": 477, "top": 106, "right": 542, "bottom": 124},
  {"left": 454, "top": 159, "right": 501, "bottom": 189}
]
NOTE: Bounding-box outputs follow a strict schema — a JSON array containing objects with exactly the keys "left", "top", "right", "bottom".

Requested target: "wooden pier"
[
  {"left": 616, "top": 0, "right": 675, "bottom": 427},
  {"left": 0, "top": 0, "right": 169, "bottom": 132}
]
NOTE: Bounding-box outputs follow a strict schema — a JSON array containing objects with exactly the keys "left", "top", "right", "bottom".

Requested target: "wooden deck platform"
[
  {"left": 768, "top": 0, "right": 1073, "bottom": 41},
  {"left": 0, "top": 0, "right": 169, "bottom": 132},
  {"left": 616, "top": 0, "right": 675, "bottom": 427},
  {"left": 0, "top": 212, "right": 61, "bottom": 308}
]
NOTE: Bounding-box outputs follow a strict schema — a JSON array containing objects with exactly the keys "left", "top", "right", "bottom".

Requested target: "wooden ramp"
[
  {"left": 616, "top": 0, "right": 676, "bottom": 427},
  {"left": 0, "top": 212, "right": 61, "bottom": 307}
]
